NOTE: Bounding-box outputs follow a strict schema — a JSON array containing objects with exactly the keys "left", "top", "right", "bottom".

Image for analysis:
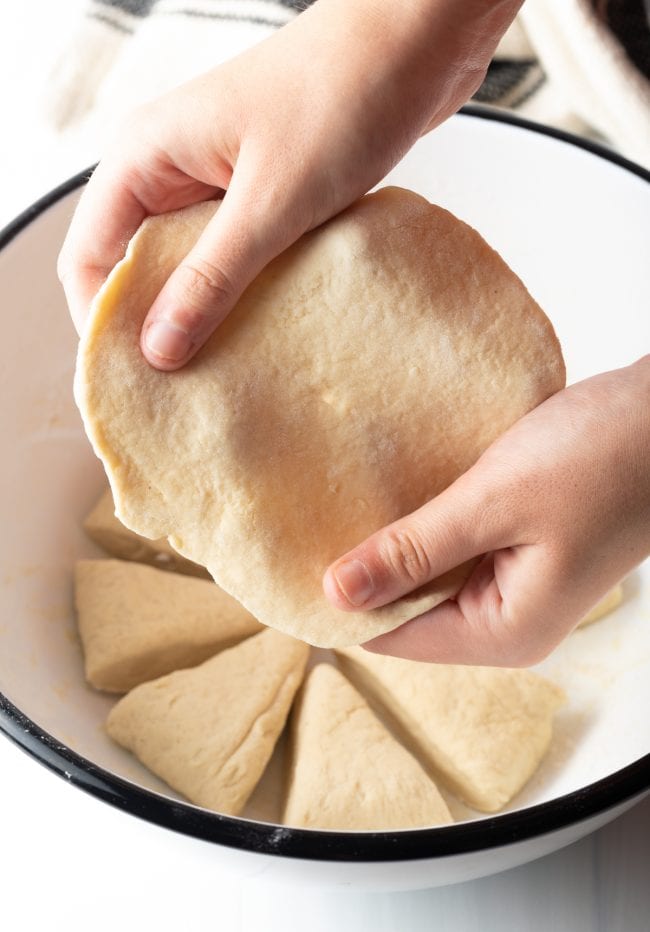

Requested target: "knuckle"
[
  {"left": 491, "top": 632, "right": 539, "bottom": 667},
  {"left": 505, "top": 641, "right": 552, "bottom": 668},
  {"left": 175, "top": 257, "right": 235, "bottom": 317},
  {"left": 114, "top": 104, "right": 152, "bottom": 142},
  {"left": 380, "top": 526, "right": 432, "bottom": 587},
  {"left": 487, "top": 610, "right": 553, "bottom": 669}
]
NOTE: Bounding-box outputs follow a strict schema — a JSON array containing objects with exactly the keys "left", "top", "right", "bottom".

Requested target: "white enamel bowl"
[{"left": 0, "top": 109, "right": 649, "bottom": 891}]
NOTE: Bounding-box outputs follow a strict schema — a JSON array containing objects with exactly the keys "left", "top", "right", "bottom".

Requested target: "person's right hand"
[
  {"left": 58, "top": 0, "right": 522, "bottom": 370},
  {"left": 323, "top": 356, "right": 650, "bottom": 666}
]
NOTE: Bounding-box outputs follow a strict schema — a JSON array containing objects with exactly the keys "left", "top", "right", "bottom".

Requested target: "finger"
[
  {"left": 363, "top": 552, "right": 510, "bottom": 665},
  {"left": 322, "top": 467, "right": 516, "bottom": 613},
  {"left": 140, "top": 166, "right": 306, "bottom": 371},
  {"left": 59, "top": 151, "right": 222, "bottom": 335},
  {"left": 364, "top": 540, "right": 592, "bottom": 667},
  {"left": 363, "top": 598, "right": 509, "bottom": 667},
  {"left": 58, "top": 163, "right": 148, "bottom": 335}
]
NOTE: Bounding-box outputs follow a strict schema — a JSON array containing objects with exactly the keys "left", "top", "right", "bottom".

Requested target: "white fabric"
[{"left": 520, "top": 0, "right": 650, "bottom": 165}]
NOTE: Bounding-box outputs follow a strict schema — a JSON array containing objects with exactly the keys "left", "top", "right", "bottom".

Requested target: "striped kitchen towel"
[{"left": 44, "top": 0, "right": 650, "bottom": 167}]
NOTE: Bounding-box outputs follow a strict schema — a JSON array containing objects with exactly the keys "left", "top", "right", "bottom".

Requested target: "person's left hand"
[{"left": 323, "top": 355, "right": 650, "bottom": 666}]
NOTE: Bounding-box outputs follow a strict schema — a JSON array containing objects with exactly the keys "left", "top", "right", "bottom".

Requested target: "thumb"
[
  {"left": 141, "top": 173, "right": 303, "bottom": 371},
  {"left": 323, "top": 469, "right": 512, "bottom": 612}
]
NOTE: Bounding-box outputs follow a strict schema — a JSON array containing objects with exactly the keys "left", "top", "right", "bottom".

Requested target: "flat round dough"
[{"left": 75, "top": 186, "right": 565, "bottom": 647}]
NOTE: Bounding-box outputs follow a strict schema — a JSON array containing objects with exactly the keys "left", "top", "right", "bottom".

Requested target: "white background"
[{"left": 1, "top": 3, "right": 649, "bottom": 929}]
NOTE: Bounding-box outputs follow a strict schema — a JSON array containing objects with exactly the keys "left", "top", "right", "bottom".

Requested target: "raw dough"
[
  {"left": 283, "top": 664, "right": 452, "bottom": 830},
  {"left": 75, "top": 186, "right": 565, "bottom": 647},
  {"left": 75, "top": 558, "right": 262, "bottom": 692},
  {"left": 337, "top": 647, "right": 565, "bottom": 812},
  {"left": 84, "top": 487, "right": 210, "bottom": 578},
  {"left": 106, "top": 628, "right": 309, "bottom": 814}
]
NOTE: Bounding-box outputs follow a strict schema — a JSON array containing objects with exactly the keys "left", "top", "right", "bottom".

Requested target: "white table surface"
[{"left": 2, "top": 4, "right": 649, "bottom": 930}]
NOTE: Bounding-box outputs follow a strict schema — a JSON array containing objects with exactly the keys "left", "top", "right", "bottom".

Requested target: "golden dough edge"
[
  {"left": 74, "top": 203, "right": 221, "bottom": 546},
  {"left": 73, "top": 226, "right": 153, "bottom": 538}
]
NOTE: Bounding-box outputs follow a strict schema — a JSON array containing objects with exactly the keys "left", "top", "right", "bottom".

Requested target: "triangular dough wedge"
[
  {"left": 337, "top": 648, "right": 565, "bottom": 813},
  {"left": 284, "top": 664, "right": 452, "bottom": 830},
  {"left": 107, "top": 628, "right": 309, "bottom": 814},
  {"left": 84, "top": 487, "right": 210, "bottom": 578},
  {"left": 75, "top": 559, "right": 263, "bottom": 692}
]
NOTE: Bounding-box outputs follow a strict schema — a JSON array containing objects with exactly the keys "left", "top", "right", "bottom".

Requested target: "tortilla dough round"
[{"left": 75, "top": 186, "right": 564, "bottom": 647}]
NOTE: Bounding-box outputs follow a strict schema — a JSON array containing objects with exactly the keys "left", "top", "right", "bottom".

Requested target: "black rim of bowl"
[{"left": 1, "top": 107, "right": 649, "bottom": 863}]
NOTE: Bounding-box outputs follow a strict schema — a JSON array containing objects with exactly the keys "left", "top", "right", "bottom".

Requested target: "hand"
[
  {"left": 323, "top": 357, "right": 650, "bottom": 666},
  {"left": 58, "top": 0, "right": 521, "bottom": 370}
]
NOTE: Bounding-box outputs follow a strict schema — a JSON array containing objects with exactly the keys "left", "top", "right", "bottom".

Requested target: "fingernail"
[
  {"left": 144, "top": 320, "right": 192, "bottom": 362},
  {"left": 334, "top": 560, "right": 374, "bottom": 607}
]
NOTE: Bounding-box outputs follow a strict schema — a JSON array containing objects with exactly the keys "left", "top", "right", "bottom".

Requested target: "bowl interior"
[{"left": 0, "top": 112, "right": 649, "bottom": 831}]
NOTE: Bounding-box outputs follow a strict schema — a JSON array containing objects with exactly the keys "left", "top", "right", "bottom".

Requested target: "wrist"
[{"left": 312, "top": 0, "right": 523, "bottom": 132}]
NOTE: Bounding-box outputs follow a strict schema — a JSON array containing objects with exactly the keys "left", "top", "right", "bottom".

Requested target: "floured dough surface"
[
  {"left": 75, "top": 558, "right": 262, "bottom": 692},
  {"left": 284, "top": 664, "right": 452, "bottom": 830},
  {"left": 337, "top": 647, "right": 566, "bottom": 812},
  {"left": 107, "top": 628, "right": 309, "bottom": 814},
  {"left": 75, "top": 186, "right": 565, "bottom": 647}
]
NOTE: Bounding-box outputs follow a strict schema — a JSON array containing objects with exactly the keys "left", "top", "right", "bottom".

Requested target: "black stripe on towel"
[
  {"left": 88, "top": 10, "right": 136, "bottom": 33},
  {"left": 95, "top": 0, "right": 157, "bottom": 15},
  {"left": 474, "top": 59, "right": 545, "bottom": 108},
  {"left": 158, "top": 7, "right": 292, "bottom": 28}
]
